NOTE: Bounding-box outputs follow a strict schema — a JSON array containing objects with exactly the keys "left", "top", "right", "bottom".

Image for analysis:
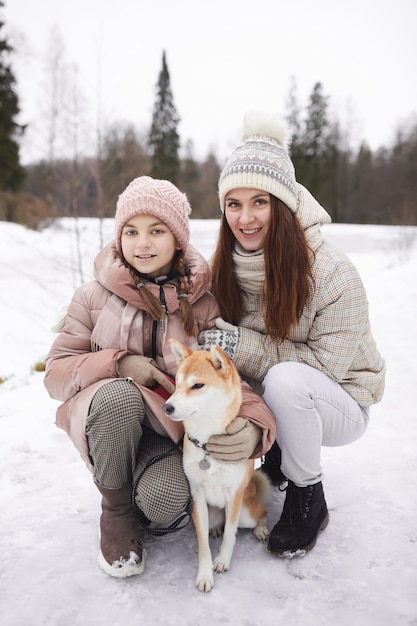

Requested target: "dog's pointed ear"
[
  {"left": 169, "top": 338, "right": 191, "bottom": 364},
  {"left": 210, "top": 344, "right": 230, "bottom": 372}
]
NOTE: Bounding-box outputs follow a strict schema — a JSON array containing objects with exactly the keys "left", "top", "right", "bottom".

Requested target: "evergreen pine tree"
[
  {"left": 285, "top": 76, "right": 305, "bottom": 181},
  {"left": 0, "top": 1, "right": 25, "bottom": 191},
  {"left": 302, "top": 82, "right": 331, "bottom": 204},
  {"left": 148, "top": 51, "right": 180, "bottom": 184}
]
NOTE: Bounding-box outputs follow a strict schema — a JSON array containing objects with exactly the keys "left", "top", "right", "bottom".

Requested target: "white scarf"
[{"left": 232, "top": 243, "right": 265, "bottom": 294}]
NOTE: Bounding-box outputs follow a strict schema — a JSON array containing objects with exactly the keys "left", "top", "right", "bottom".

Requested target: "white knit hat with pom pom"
[{"left": 218, "top": 111, "right": 298, "bottom": 213}]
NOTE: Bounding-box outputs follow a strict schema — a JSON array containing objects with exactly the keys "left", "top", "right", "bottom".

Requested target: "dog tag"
[{"left": 199, "top": 457, "right": 211, "bottom": 470}]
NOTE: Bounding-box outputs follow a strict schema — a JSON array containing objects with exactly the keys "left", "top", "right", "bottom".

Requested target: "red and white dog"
[{"left": 163, "top": 339, "right": 270, "bottom": 593}]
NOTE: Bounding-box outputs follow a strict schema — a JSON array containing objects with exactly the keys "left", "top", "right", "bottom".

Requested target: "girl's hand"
[
  {"left": 117, "top": 355, "right": 175, "bottom": 393},
  {"left": 206, "top": 417, "right": 262, "bottom": 462}
]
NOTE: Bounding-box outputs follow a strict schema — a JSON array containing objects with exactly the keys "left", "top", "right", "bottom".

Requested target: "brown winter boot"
[{"left": 96, "top": 483, "right": 146, "bottom": 577}]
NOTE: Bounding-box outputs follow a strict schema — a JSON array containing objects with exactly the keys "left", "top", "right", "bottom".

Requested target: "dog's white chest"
[{"left": 184, "top": 453, "right": 246, "bottom": 509}]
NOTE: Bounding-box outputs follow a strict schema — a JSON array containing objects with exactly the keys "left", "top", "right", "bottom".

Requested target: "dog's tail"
[{"left": 253, "top": 469, "right": 272, "bottom": 506}]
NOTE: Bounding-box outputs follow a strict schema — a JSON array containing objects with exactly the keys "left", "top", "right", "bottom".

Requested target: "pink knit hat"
[{"left": 114, "top": 176, "right": 192, "bottom": 254}]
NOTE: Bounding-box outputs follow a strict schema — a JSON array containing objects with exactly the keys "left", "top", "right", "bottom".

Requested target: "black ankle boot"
[
  {"left": 261, "top": 441, "right": 287, "bottom": 486},
  {"left": 268, "top": 481, "right": 329, "bottom": 556}
]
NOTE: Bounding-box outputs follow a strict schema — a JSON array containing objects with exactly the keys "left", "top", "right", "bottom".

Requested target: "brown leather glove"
[
  {"left": 205, "top": 416, "right": 262, "bottom": 462},
  {"left": 117, "top": 355, "right": 175, "bottom": 394}
]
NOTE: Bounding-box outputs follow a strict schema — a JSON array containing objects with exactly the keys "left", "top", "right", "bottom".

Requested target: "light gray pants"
[{"left": 263, "top": 362, "right": 369, "bottom": 487}]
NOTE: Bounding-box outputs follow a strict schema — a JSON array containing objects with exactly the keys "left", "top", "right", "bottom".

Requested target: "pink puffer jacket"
[{"left": 44, "top": 242, "right": 276, "bottom": 472}]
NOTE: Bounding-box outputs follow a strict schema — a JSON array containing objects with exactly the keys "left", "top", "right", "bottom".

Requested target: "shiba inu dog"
[{"left": 163, "top": 339, "right": 270, "bottom": 593}]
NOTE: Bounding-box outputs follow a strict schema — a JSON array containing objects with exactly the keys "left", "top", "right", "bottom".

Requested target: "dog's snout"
[{"left": 163, "top": 402, "right": 174, "bottom": 415}]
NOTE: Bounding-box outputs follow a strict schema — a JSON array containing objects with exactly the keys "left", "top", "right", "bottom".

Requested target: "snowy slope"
[{"left": 0, "top": 219, "right": 416, "bottom": 626}]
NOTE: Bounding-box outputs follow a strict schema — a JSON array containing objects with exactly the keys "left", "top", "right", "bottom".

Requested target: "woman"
[
  {"left": 199, "top": 113, "right": 386, "bottom": 557},
  {"left": 44, "top": 176, "right": 276, "bottom": 578}
]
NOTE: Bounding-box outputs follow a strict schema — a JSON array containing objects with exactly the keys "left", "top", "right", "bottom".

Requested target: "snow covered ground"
[{"left": 1, "top": 218, "right": 416, "bottom": 626}]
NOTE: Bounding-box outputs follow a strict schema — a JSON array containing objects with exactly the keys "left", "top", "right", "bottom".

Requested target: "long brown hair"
[
  {"left": 130, "top": 251, "right": 197, "bottom": 337},
  {"left": 210, "top": 195, "right": 314, "bottom": 342}
]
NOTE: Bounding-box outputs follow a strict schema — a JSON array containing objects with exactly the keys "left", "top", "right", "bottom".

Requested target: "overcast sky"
[{"left": 4, "top": 0, "right": 417, "bottom": 164}]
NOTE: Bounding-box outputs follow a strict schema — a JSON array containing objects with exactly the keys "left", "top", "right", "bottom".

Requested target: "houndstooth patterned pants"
[{"left": 86, "top": 379, "right": 190, "bottom": 525}]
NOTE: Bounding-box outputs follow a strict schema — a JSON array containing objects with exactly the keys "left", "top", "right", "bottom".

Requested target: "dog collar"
[
  {"left": 187, "top": 433, "right": 207, "bottom": 450},
  {"left": 186, "top": 434, "right": 211, "bottom": 470}
]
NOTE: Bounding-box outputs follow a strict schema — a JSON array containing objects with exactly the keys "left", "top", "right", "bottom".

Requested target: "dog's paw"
[
  {"left": 209, "top": 525, "right": 223, "bottom": 539},
  {"left": 213, "top": 557, "right": 230, "bottom": 573},
  {"left": 253, "top": 517, "right": 269, "bottom": 543},
  {"left": 196, "top": 572, "right": 214, "bottom": 593}
]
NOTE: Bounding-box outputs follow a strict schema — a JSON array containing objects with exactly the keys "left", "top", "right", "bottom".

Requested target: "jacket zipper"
[{"left": 151, "top": 285, "right": 167, "bottom": 360}]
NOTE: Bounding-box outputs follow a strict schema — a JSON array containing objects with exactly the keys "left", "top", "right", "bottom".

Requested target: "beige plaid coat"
[{"left": 233, "top": 184, "right": 386, "bottom": 407}]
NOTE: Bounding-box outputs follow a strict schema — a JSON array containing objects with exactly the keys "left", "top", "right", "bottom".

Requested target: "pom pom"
[{"left": 242, "top": 111, "right": 289, "bottom": 149}]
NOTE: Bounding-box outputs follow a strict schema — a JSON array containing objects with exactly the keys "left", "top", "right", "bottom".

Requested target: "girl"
[
  {"left": 199, "top": 113, "right": 386, "bottom": 557},
  {"left": 44, "top": 176, "right": 276, "bottom": 578}
]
